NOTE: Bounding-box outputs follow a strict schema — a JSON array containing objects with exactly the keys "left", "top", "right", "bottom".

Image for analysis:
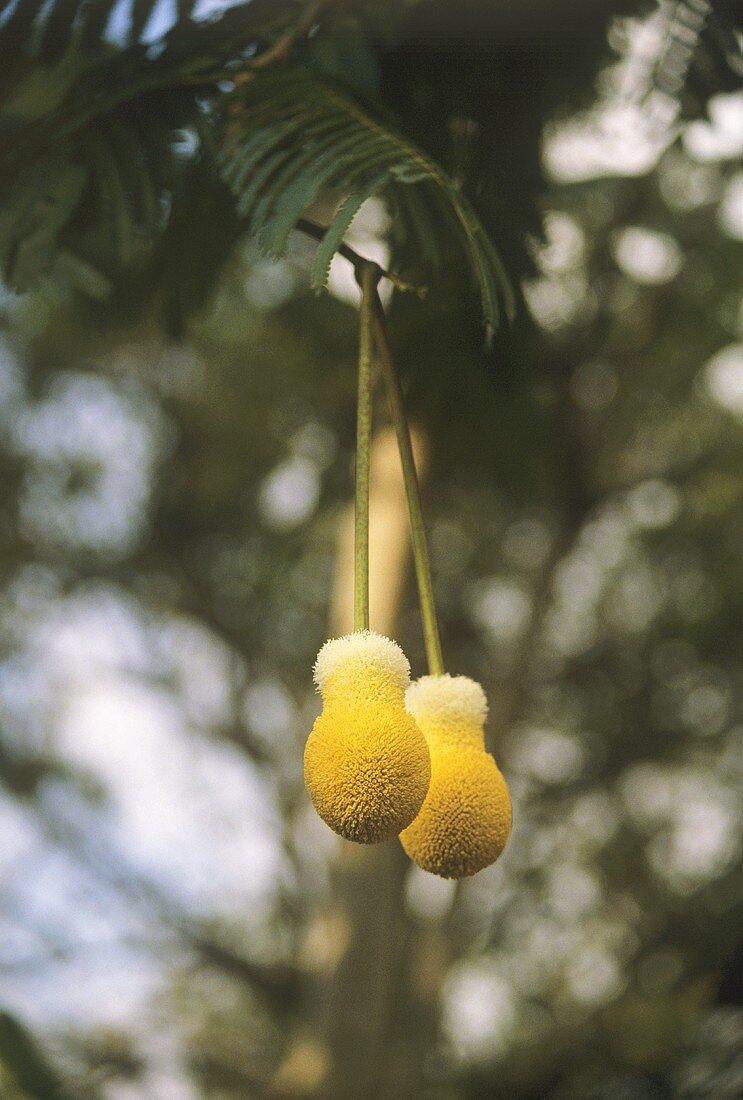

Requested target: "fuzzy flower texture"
[
  {"left": 304, "top": 635, "right": 511, "bottom": 877},
  {"left": 400, "top": 674, "right": 512, "bottom": 878},
  {"left": 304, "top": 631, "right": 431, "bottom": 843}
]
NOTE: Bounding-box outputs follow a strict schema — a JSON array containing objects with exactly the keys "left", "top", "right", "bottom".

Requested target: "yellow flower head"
[
  {"left": 400, "top": 674, "right": 511, "bottom": 878},
  {"left": 304, "top": 631, "right": 431, "bottom": 843}
]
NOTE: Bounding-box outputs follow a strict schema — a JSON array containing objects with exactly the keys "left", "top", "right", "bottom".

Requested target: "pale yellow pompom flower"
[
  {"left": 304, "top": 631, "right": 431, "bottom": 843},
  {"left": 400, "top": 674, "right": 511, "bottom": 878}
]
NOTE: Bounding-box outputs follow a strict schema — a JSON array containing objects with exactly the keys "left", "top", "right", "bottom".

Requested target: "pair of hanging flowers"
[{"left": 304, "top": 263, "right": 511, "bottom": 879}]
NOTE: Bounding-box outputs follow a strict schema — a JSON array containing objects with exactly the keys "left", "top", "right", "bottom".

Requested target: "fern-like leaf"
[
  {"left": 220, "top": 67, "right": 514, "bottom": 341},
  {"left": 0, "top": 116, "right": 177, "bottom": 297}
]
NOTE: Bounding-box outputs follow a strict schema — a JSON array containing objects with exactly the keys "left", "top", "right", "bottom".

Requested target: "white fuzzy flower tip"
[
  {"left": 406, "top": 674, "right": 488, "bottom": 726},
  {"left": 313, "top": 631, "right": 411, "bottom": 694}
]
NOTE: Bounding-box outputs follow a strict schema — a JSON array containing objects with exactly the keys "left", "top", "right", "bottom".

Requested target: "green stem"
[
  {"left": 296, "top": 219, "right": 426, "bottom": 299},
  {"left": 371, "top": 290, "right": 445, "bottom": 675},
  {"left": 354, "top": 263, "right": 380, "bottom": 632}
]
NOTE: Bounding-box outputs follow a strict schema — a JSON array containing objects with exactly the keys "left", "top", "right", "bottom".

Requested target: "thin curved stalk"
[
  {"left": 371, "top": 290, "right": 444, "bottom": 675},
  {"left": 354, "top": 263, "right": 380, "bottom": 632}
]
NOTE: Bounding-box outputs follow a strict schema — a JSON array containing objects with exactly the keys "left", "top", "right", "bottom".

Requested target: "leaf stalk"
[
  {"left": 354, "top": 262, "right": 380, "bottom": 632},
  {"left": 371, "top": 289, "right": 445, "bottom": 675}
]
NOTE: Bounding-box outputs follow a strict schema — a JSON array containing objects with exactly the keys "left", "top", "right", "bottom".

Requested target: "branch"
[
  {"left": 249, "top": 0, "right": 329, "bottom": 71},
  {"left": 295, "top": 218, "right": 426, "bottom": 298}
]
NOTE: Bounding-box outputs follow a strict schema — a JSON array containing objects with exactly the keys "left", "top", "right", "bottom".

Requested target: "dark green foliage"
[
  {"left": 220, "top": 66, "right": 514, "bottom": 338},
  {"left": 0, "top": 0, "right": 512, "bottom": 339},
  {"left": 0, "top": 110, "right": 187, "bottom": 298},
  {"left": 0, "top": 1011, "right": 91, "bottom": 1100},
  {"left": 653, "top": 0, "right": 743, "bottom": 111},
  {"left": 0, "top": 0, "right": 739, "bottom": 340}
]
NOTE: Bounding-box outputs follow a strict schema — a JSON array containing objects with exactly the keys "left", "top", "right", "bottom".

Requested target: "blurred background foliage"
[{"left": 0, "top": 1, "right": 742, "bottom": 1098}]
